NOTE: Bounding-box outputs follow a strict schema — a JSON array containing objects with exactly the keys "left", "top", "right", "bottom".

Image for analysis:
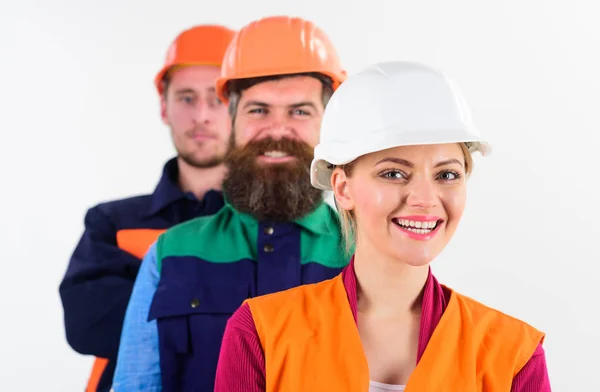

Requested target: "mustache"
[{"left": 229, "top": 137, "right": 314, "bottom": 159}]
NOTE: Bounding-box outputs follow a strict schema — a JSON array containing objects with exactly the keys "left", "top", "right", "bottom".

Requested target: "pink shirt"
[{"left": 215, "top": 260, "right": 551, "bottom": 391}]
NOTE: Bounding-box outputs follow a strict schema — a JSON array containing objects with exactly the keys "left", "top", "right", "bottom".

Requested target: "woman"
[{"left": 214, "top": 61, "right": 551, "bottom": 392}]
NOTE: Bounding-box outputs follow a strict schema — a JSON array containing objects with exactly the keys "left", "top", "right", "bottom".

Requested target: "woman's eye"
[
  {"left": 438, "top": 171, "right": 460, "bottom": 181},
  {"left": 381, "top": 170, "right": 405, "bottom": 179}
]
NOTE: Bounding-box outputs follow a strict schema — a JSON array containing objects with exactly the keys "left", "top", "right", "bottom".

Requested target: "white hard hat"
[{"left": 311, "top": 61, "right": 492, "bottom": 191}]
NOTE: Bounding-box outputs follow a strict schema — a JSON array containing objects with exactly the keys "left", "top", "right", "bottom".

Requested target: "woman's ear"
[{"left": 331, "top": 167, "right": 355, "bottom": 211}]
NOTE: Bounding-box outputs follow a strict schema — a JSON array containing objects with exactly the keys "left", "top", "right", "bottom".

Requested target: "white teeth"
[
  {"left": 263, "top": 150, "right": 288, "bottom": 158},
  {"left": 405, "top": 228, "right": 431, "bottom": 234},
  {"left": 395, "top": 219, "right": 439, "bottom": 231}
]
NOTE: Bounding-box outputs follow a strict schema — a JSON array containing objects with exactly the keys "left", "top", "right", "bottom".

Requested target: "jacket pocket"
[{"left": 148, "top": 280, "right": 249, "bottom": 354}]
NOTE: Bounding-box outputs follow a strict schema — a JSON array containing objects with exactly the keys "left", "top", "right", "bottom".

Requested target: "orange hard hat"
[
  {"left": 155, "top": 24, "right": 236, "bottom": 95},
  {"left": 215, "top": 16, "right": 347, "bottom": 103}
]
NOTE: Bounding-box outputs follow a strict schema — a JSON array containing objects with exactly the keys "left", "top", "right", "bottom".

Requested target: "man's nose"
[
  {"left": 193, "top": 99, "right": 211, "bottom": 124},
  {"left": 263, "top": 117, "right": 294, "bottom": 140}
]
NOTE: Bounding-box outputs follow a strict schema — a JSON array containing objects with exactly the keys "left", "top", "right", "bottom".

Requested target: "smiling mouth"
[
  {"left": 262, "top": 150, "right": 290, "bottom": 158},
  {"left": 392, "top": 218, "right": 442, "bottom": 235},
  {"left": 257, "top": 150, "right": 296, "bottom": 163}
]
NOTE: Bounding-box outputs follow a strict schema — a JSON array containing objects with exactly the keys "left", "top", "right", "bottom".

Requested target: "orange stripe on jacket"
[
  {"left": 246, "top": 274, "right": 545, "bottom": 392},
  {"left": 85, "top": 358, "right": 108, "bottom": 392},
  {"left": 85, "top": 228, "right": 166, "bottom": 391},
  {"left": 116, "top": 228, "right": 167, "bottom": 259}
]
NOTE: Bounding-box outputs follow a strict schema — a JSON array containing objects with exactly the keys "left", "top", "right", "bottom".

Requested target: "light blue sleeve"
[{"left": 111, "top": 242, "right": 162, "bottom": 391}]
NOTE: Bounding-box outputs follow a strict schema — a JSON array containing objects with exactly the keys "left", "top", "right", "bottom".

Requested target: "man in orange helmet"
[
  {"left": 58, "top": 24, "right": 235, "bottom": 392},
  {"left": 111, "top": 15, "right": 348, "bottom": 392}
]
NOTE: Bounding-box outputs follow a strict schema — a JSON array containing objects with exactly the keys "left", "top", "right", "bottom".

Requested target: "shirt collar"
[
  {"left": 294, "top": 200, "right": 340, "bottom": 236},
  {"left": 147, "top": 157, "right": 223, "bottom": 216},
  {"left": 147, "top": 158, "right": 189, "bottom": 216}
]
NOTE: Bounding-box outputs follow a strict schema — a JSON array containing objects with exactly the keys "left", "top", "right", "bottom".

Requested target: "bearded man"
[{"left": 111, "top": 16, "right": 350, "bottom": 392}]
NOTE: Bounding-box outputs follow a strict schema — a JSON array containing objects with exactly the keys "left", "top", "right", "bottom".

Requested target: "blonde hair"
[{"left": 335, "top": 142, "right": 474, "bottom": 254}]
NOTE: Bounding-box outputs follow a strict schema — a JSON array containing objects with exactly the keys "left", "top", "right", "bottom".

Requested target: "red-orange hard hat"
[
  {"left": 155, "top": 24, "right": 236, "bottom": 95},
  {"left": 216, "top": 16, "right": 347, "bottom": 103}
]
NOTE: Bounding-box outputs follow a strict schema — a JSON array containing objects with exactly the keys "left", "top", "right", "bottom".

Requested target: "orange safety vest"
[
  {"left": 85, "top": 228, "right": 166, "bottom": 392},
  {"left": 247, "top": 274, "right": 545, "bottom": 392}
]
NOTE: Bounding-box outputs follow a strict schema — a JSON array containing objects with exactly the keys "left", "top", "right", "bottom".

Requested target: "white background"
[{"left": 2, "top": 0, "right": 598, "bottom": 390}]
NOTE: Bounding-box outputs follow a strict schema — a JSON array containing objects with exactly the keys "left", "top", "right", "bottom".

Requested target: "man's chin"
[{"left": 179, "top": 153, "right": 225, "bottom": 169}]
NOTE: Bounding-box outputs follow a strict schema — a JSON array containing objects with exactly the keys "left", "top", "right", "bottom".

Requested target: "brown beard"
[{"left": 222, "top": 137, "right": 323, "bottom": 222}]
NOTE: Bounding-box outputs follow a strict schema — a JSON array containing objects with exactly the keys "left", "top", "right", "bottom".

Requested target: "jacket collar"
[{"left": 146, "top": 157, "right": 223, "bottom": 216}]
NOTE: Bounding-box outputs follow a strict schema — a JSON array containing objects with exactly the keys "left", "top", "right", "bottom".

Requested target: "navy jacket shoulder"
[{"left": 58, "top": 157, "right": 224, "bottom": 392}]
